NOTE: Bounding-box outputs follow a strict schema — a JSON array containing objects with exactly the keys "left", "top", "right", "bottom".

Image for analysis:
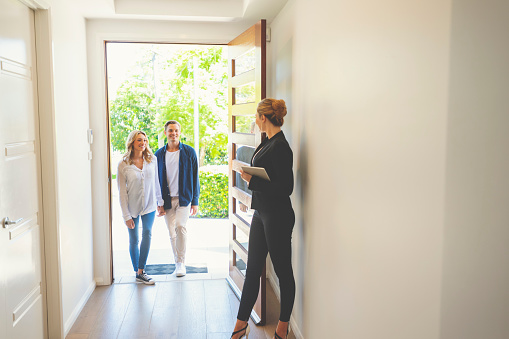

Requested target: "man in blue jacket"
[{"left": 155, "top": 120, "right": 200, "bottom": 277}]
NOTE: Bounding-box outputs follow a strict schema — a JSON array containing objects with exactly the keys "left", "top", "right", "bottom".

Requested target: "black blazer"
[{"left": 248, "top": 131, "right": 294, "bottom": 212}]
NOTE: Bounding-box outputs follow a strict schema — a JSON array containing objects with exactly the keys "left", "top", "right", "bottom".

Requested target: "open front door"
[{"left": 227, "top": 20, "right": 266, "bottom": 325}]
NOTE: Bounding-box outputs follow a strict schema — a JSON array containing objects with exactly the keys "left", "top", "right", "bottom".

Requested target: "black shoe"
[
  {"left": 274, "top": 325, "right": 290, "bottom": 339},
  {"left": 136, "top": 272, "right": 155, "bottom": 285},
  {"left": 231, "top": 323, "right": 249, "bottom": 338}
]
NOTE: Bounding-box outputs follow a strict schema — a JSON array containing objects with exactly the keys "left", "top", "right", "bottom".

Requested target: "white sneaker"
[{"left": 175, "top": 263, "right": 186, "bottom": 277}]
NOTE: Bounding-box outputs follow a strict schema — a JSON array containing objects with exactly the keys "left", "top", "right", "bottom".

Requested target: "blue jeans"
[{"left": 128, "top": 211, "right": 155, "bottom": 272}]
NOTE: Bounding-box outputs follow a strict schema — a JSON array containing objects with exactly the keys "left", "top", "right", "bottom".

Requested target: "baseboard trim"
[
  {"left": 267, "top": 273, "right": 304, "bottom": 339},
  {"left": 63, "top": 280, "right": 96, "bottom": 336}
]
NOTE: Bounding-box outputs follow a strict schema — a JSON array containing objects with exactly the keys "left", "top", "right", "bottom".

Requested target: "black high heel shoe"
[
  {"left": 274, "top": 324, "right": 290, "bottom": 339},
  {"left": 231, "top": 323, "right": 250, "bottom": 339}
]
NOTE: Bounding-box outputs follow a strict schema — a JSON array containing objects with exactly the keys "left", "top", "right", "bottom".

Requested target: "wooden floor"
[{"left": 66, "top": 279, "right": 296, "bottom": 339}]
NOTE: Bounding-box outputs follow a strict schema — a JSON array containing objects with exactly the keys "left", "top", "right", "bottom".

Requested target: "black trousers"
[{"left": 237, "top": 208, "right": 295, "bottom": 322}]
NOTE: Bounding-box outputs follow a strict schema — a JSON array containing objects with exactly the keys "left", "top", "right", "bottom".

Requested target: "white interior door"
[{"left": 0, "top": 0, "right": 46, "bottom": 338}]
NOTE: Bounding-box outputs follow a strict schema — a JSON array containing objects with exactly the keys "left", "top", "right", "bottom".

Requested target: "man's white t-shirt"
[{"left": 165, "top": 149, "right": 180, "bottom": 197}]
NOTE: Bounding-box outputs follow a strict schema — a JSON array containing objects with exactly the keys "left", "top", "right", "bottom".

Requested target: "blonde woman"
[
  {"left": 117, "top": 130, "right": 164, "bottom": 284},
  {"left": 231, "top": 99, "right": 295, "bottom": 339}
]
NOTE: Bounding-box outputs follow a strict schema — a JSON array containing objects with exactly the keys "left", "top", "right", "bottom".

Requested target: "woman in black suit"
[{"left": 231, "top": 99, "right": 295, "bottom": 339}]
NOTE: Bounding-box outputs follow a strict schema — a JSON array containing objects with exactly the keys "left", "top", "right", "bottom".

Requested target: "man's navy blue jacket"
[{"left": 155, "top": 142, "right": 200, "bottom": 210}]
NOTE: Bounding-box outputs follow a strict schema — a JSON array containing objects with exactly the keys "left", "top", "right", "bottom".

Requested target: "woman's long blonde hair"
[{"left": 122, "top": 130, "right": 154, "bottom": 164}]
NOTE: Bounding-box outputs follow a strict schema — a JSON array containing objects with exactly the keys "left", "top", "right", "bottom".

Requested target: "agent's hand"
[
  {"left": 125, "top": 219, "right": 135, "bottom": 229},
  {"left": 190, "top": 205, "right": 199, "bottom": 216},
  {"left": 157, "top": 206, "right": 166, "bottom": 217},
  {"left": 240, "top": 170, "right": 252, "bottom": 183}
]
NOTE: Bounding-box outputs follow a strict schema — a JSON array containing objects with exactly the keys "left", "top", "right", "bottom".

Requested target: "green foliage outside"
[
  {"left": 197, "top": 172, "right": 228, "bottom": 218},
  {"left": 234, "top": 115, "right": 255, "bottom": 134},
  {"left": 204, "top": 147, "right": 228, "bottom": 165},
  {"left": 110, "top": 81, "right": 159, "bottom": 151},
  {"left": 108, "top": 45, "right": 228, "bottom": 166}
]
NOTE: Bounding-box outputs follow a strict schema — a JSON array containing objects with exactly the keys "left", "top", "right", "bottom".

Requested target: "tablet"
[{"left": 241, "top": 166, "right": 271, "bottom": 181}]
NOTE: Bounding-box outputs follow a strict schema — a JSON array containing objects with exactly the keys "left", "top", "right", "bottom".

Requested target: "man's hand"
[
  {"left": 125, "top": 219, "right": 135, "bottom": 229},
  {"left": 157, "top": 206, "right": 166, "bottom": 217},
  {"left": 190, "top": 205, "right": 199, "bottom": 216}
]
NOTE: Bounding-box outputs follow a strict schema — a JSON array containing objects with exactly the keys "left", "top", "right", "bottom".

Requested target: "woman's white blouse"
[{"left": 117, "top": 155, "right": 164, "bottom": 221}]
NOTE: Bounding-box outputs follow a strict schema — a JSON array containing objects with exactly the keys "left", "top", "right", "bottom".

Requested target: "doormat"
[{"left": 145, "top": 264, "right": 208, "bottom": 275}]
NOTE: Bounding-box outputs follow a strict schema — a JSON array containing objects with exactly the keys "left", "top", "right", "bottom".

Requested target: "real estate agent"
[{"left": 231, "top": 98, "right": 295, "bottom": 339}]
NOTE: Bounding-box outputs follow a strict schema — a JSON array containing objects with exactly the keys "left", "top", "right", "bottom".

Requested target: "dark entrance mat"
[{"left": 145, "top": 264, "right": 208, "bottom": 275}]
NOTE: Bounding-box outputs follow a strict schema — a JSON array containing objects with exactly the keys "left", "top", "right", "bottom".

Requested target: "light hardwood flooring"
[{"left": 66, "top": 279, "right": 296, "bottom": 339}]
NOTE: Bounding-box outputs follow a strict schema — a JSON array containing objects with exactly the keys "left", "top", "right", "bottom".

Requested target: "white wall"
[
  {"left": 42, "top": 0, "right": 95, "bottom": 334},
  {"left": 284, "top": 0, "right": 509, "bottom": 337},
  {"left": 86, "top": 18, "right": 257, "bottom": 285},
  {"left": 291, "top": 0, "right": 451, "bottom": 338},
  {"left": 440, "top": 1, "right": 509, "bottom": 338}
]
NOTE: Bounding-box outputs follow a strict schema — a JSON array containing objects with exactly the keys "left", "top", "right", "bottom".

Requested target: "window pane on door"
[
  {"left": 234, "top": 82, "right": 255, "bottom": 104},
  {"left": 235, "top": 224, "right": 249, "bottom": 252},
  {"left": 235, "top": 172, "right": 252, "bottom": 195},
  {"left": 235, "top": 144, "right": 255, "bottom": 162},
  {"left": 234, "top": 144, "right": 255, "bottom": 195},
  {"left": 234, "top": 115, "right": 256, "bottom": 134},
  {"left": 234, "top": 48, "right": 255, "bottom": 75},
  {"left": 235, "top": 199, "right": 254, "bottom": 225},
  {"left": 235, "top": 257, "right": 247, "bottom": 276}
]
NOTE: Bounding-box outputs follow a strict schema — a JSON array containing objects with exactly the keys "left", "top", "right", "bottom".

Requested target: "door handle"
[{"left": 3, "top": 217, "right": 23, "bottom": 228}]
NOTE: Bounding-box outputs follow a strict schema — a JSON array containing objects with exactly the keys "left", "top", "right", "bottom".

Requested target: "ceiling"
[{"left": 77, "top": 0, "right": 289, "bottom": 24}]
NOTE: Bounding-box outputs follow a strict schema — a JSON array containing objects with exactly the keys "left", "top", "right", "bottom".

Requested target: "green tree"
[
  {"left": 109, "top": 45, "right": 228, "bottom": 164},
  {"left": 109, "top": 80, "right": 159, "bottom": 152},
  {"left": 157, "top": 47, "right": 228, "bottom": 165}
]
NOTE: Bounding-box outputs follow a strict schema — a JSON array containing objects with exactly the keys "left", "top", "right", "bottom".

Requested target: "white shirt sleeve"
[
  {"left": 153, "top": 156, "right": 164, "bottom": 206},
  {"left": 117, "top": 161, "right": 132, "bottom": 221}
]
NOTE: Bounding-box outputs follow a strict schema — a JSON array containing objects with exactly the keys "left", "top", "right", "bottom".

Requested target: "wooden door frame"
[
  {"left": 17, "top": 1, "right": 65, "bottom": 337},
  {"left": 90, "top": 27, "right": 267, "bottom": 288},
  {"left": 103, "top": 41, "right": 228, "bottom": 286}
]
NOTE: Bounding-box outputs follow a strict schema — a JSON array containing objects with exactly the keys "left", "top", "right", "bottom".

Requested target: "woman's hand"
[
  {"left": 125, "top": 219, "right": 135, "bottom": 229},
  {"left": 240, "top": 170, "right": 252, "bottom": 183},
  {"left": 190, "top": 205, "right": 199, "bottom": 216},
  {"left": 157, "top": 206, "right": 166, "bottom": 217}
]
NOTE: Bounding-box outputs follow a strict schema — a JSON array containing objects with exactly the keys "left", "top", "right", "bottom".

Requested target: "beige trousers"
[{"left": 164, "top": 197, "right": 190, "bottom": 264}]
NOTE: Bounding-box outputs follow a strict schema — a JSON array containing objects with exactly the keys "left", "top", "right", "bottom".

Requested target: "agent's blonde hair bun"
[
  {"left": 272, "top": 99, "right": 287, "bottom": 119},
  {"left": 257, "top": 98, "right": 288, "bottom": 126}
]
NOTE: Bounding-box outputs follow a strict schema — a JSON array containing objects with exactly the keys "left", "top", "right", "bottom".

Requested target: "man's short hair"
[{"left": 164, "top": 120, "right": 181, "bottom": 131}]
